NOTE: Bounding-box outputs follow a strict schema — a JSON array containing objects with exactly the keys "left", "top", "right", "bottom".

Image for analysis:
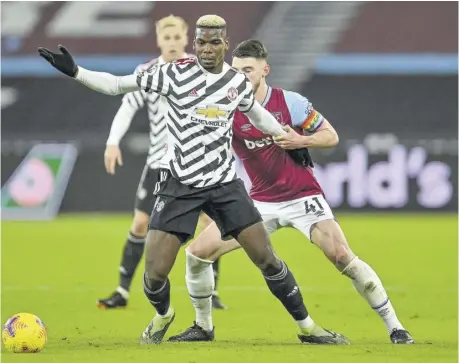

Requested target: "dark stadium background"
[
  {"left": 2, "top": 1, "right": 457, "bottom": 213},
  {"left": 1, "top": 3, "right": 458, "bottom": 362}
]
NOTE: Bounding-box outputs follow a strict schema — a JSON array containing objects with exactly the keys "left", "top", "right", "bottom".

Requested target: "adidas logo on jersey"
[{"left": 188, "top": 89, "right": 199, "bottom": 97}]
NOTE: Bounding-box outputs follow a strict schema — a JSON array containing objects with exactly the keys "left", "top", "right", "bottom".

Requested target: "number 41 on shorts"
[{"left": 304, "top": 196, "right": 324, "bottom": 214}]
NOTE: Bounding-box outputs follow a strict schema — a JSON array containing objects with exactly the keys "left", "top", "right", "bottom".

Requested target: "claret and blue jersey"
[{"left": 232, "top": 86, "right": 325, "bottom": 203}]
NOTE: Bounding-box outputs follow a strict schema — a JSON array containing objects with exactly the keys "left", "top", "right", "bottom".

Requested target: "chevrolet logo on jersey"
[{"left": 195, "top": 106, "right": 227, "bottom": 119}]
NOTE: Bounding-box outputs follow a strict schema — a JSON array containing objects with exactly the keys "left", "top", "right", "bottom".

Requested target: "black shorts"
[
  {"left": 149, "top": 169, "right": 262, "bottom": 244},
  {"left": 134, "top": 165, "right": 160, "bottom": 214}
]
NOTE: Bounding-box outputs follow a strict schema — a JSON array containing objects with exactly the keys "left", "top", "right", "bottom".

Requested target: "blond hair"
[
  {"left": 156, "top": 15, "right": 188, "bottom": 34},
  {"left": 196, "top": 15, "right": 226, "bottom": 28}
]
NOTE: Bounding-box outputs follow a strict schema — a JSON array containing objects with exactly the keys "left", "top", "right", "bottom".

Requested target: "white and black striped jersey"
[
  {"left": 121, "top": 54, "right": 190, "bottom": 169},
  {"left": 136, "top": 58, "right": 255, "bottom": 188}
]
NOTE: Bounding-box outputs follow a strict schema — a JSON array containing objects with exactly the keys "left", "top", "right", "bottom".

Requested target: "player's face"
[
  {"left": 232, "top": 57, "right": 269, "bottom": 93},
  {"left": 194, "top": 28, "right": 229, "bottom": 72},
  {"left": 157, "top": 25, "right": 188, "bottom": 62}
]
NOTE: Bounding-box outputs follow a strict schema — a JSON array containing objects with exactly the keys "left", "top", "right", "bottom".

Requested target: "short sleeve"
[
  {"left": 283, "top": 90, "right": 324, "bottom": 132},
  {"left": 136, "top": 63, "right": 171, "bottom": 96},
  {"left": 237, "top": 77, "right": 255, "bottom": 113}
]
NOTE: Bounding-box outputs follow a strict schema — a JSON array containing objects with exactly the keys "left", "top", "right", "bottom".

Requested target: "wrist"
[
  {"left": 300, "top": 135, "right": 313, "bottom": 148},
  {"left": 73, "top": 66, "right": 79, "bottom": 78},
  {"left": 106, "top": 139, "right": 120, "bottom": 147}
]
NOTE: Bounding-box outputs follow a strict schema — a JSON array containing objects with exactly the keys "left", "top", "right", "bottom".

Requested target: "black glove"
[
  {"left": 287, "top": 148, "right": 314, "bottom": 168},
  {"left": 37, "top": 44, "right": 78, "bottom": 78}
]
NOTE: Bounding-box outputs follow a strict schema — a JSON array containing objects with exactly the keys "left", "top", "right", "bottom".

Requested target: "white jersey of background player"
[{"left": 97, "top": 15, "right": 226, "bottom": 310}]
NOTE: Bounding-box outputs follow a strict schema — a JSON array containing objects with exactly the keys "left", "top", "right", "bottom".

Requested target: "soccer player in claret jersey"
[
  {"left": 38, "top": 15, "right": 348, "bottom": 345},
  {"left": 96, "top": 15, "right": 227, "bottom": 311},
  {"left": 176, "top": 39, "right": 414, "bottom": 344}
]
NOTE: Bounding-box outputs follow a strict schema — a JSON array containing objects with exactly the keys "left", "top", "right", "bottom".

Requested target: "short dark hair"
[{"left": 232, "top": 39, "right": 268, "bottom": 60}]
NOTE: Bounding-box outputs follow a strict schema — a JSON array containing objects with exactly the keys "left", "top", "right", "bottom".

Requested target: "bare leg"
[
  {"left": 233, "top": 222, "right": 348, "bottom": 344},
  {"left": 235, "top": 223, "right": 313, "bottom": 329},
  {"left": 311, "top": 219, "right": 412, "bottom": 343},
  {"left": 188, "top": 221, "right": 241, "bottom": 261}
]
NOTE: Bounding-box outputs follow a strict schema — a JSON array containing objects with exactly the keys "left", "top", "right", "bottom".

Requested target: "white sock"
[
  {"left": 157, "top": 306, "right": 173, "bottom": 318},
  {"left": 342, "top": 257, "right": 404, "bottom": 333},
  {"left": 185, "top": 250, "right": 214, "bottom": 331},
  {"left": 296, "top": 315, "right": 315, "bottom": 330},
  {"left": 116, "top": 286, "right": 129, "bottom": 300}
]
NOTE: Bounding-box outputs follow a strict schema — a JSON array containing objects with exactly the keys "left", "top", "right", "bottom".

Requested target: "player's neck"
[
  {"left": 255, "top": 82, "right": 269, "bottom": 105},
  {"left": 161, "top": 52, "right": 187, "bottom": 63},
  {"left": 198, "top": 60, "right": 224, "bottom": 74}
]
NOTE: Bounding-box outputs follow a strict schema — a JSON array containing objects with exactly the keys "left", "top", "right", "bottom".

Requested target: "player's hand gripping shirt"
[{"left": 232, "top": 87, "right": 325, "bottom": 203}]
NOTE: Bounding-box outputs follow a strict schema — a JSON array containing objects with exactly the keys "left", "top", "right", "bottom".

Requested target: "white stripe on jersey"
[
  {"left": 121, "top": 55, "right": 190, "bottom": 169},
  {"left": 136, "top": 59, "right": 255, "bottom": 188}
]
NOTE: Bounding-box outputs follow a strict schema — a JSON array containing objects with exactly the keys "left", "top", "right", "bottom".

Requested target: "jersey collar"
[
  {"left": 261, "top": 86, "right": 272, "bottom": 107},
  {"left": 158, "top": 53, "right": 188, "bottom": 65},
  {"left": 197, "top": 60, "right": 231, "bottom": 75}
]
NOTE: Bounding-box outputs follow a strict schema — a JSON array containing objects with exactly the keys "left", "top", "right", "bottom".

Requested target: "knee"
[
  {"left": 145, "top": 268, "right": 168, "bottom": 282},
  {"left": 253, "top": 250, "right": 281, "bottom": 273},
  {"left": 187, "top": 243, "right": 209, "bottom": 260},
  {"left": 131, "top": 212, "right": 149, "bottom": 236}
]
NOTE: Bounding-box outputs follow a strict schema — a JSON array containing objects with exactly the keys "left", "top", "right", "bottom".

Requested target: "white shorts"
[{"left": 254, "top": 194, "right": 335, "bottom": 241}]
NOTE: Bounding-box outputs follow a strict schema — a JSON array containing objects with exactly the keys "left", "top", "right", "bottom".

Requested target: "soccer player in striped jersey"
[
  {"left": 96, "top": 15, "right": 227, "bottom": 311},
  {"left": 38, "top": 14, "right": 348, "bottom": 345},
  {"left": 175, "top": 40, "right": 414, "bottom": 344}
]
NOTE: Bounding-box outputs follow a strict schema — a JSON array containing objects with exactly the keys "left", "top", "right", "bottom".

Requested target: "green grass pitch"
[{"left": 2, "top": 214, "right": 457, "bottom": 362}]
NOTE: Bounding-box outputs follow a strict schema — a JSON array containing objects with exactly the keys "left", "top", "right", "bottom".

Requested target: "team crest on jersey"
[
  {"left": 271, "top": 112, "right": 284, "bottom": 124},
  {"left": 137, "top": 64, "right": 158, "bottom": 78},
  {"left": 240, "top": 124, "right": 252, "bottom": 132},
  {"left": 146, "top": 65, "right": 158, "bottom": 74},
  {"left": 227, "top": 87, "right": 238, "bottom": 101},
  {"left": 155, "top": 199, "right": 165, "bottom": 212}
]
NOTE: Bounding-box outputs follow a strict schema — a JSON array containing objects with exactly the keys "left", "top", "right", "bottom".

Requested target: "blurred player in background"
[
  {"left": 97, "top": 15, "right": 227, "bottom": 310},
  {"left": 173, "top": 40, "right": 414, "bottom": 344}
]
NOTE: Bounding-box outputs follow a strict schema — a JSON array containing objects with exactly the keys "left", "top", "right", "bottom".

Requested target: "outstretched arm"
[
  {"left": 75, "top": 68, "right": 138, "bottom": 96},
  {"left": 245, "top": 101, "right": 286, "bottom": 137},
  {"left": 37, "top": 45, "right": 167, "bottom": 96}
]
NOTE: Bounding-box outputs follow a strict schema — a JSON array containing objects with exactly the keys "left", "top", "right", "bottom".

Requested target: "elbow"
[
  {"left": 101, "top": 77, "right": 124, "bottom": 96},
  {"left": 109, "top": 90, "right": 123, "bottom": 96},
  {"left": 106, "top": 83, "right": 123, "bottom": 96},
  {"left": 330, "top": 132, "right": 339, "bottom": 147},
  {"left": 100, "top": 89, "right": 119, "bottom": 96}
]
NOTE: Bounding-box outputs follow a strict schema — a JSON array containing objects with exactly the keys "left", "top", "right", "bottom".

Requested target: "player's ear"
[
  {"left": 225, "top": 37, "right": 229, "bottom": 51},
  {"left": 263, "top": 64, "right": 270, "bottom": 77},
  {"left": 184, "top": 33, "right": 189, "bottom": 47}
]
